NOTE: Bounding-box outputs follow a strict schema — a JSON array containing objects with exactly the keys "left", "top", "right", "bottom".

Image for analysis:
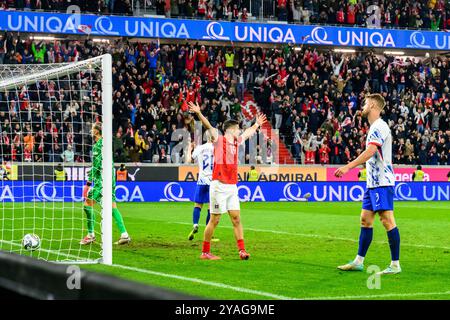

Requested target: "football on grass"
[{"left": 22, "top": 234, "right": 41, "bottom": 251}]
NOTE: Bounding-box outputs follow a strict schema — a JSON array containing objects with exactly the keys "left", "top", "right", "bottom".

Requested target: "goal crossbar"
[{"left": 0, "top": 55, "right": 105, "bottom": 91}]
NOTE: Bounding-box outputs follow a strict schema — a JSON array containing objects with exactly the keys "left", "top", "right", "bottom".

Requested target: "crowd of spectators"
[
  {"left": 0, "top": 29, "right": 449, "bottom": 166},
  {"left": 0, "top": 32, "right": 271, "bottom": 164},
  {"left": 2, "top": 1, "right": 450, "bottom": 31},
  {"left": 290, "top": 0, "right": 450, "bottom": 31},
  {"left": 262, "top": 47, "right": 450, "bottom": 165}
]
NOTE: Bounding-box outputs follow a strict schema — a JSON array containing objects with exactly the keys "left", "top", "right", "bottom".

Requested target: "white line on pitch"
[
  {"left": 0, "top": 239, "right": 294, "bottom": 299},
  {"left": 2, "top": 239, "right": 450, "bottom": 300},
  {"left": 169, "top": 221, "right": 450, "bottom": 250},
  {"left": 111, "top": 264, "right": 295, "bottom": 300},
  {"left": 110, "top": 264, "right": 450, "bottom": 301}
]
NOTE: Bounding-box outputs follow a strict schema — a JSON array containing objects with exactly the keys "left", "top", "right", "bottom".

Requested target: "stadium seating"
[
  {"left": 0, "top": 1, "right": 449, "bottom": 165},
  {"left": 0, "top": 33, "right": 449, "bottom": 165}
]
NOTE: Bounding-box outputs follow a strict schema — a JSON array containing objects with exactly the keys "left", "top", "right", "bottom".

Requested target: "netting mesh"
[{"left": 0, "top": 57, "right": 109, "bottom": 263}]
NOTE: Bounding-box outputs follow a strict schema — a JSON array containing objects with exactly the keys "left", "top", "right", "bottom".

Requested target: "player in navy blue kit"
[
  {"left": 187, "top": 132, "right": 216, "bottom": 241},
  {"left": 335, "top": 93, "right": 401, "bottom": 275}
]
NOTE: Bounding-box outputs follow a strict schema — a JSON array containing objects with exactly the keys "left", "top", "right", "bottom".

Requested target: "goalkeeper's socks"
[
  {"left": 206, "top": 210, "right": 211, "bottom": 226},
  {"left": 84, "top": 206, "right": 95, "bottom": 234},
  {"left": 121, "top": 232, "right": 129, "bottom": 238},
  {"left": 387, "top": 227, "right": 400, "bottom": 261},
  {"left": 193, "top": 207, "right": 201, "bottom": 226},
  {"left": 112, "top": 208, "right": 127, "bottom": 234},
  {"left": 237, "top": 239, "right": 245, "bottom": 251}
]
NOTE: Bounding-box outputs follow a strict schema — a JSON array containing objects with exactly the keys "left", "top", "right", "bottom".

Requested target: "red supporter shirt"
[
  {"left": 197, "top": 50, "right": 208, "bottom": 64},
  {"left": 347, "top": 6, "right": 355, "bottom": 24},
  {"left": 212, "top": 135, "right": 241, "bottom": 185},
  {"left": 186, "top": 90, "right": 196, "bottom": 103}
]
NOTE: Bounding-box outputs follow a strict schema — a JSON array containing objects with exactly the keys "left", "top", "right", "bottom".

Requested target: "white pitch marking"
[
  {"left": 2, "top": 240, "right": 450, "bottom": 300},
  {"left": 111, "top": 264, "right": 296, "bottom": 300}
]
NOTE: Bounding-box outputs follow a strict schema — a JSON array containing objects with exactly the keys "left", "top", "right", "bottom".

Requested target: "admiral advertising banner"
[
  {"left": 1, "top": 181, "right": 449, "bottom": 203},
  {"left": 8, "top": 165, "right": 450, "bottom": 182},
  {"left": 178, "top": 165, "right": 327, "bottom": 182},
  {"left": 2, "top": 10, "right": 450, "bottom": 49}
]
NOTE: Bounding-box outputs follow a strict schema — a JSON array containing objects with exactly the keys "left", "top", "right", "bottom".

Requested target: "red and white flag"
[
  {"left": 241, "top": 98, "right": 259, "bottom": 120},
  {"left": 77, "top": 24, "right": 92, "bottom": 35}
]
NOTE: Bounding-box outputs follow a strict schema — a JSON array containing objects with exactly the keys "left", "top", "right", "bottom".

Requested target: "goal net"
[{"left": 0, "top": 54, "right": 113, "bottom": 264}]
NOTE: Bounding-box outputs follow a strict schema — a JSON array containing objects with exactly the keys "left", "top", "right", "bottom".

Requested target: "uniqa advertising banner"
[
  {"left": 1, "top": 181, "right": 449, "bottom": 202},
  {"left": 1, "top": 11, "right": 450, "bottom": 49}
]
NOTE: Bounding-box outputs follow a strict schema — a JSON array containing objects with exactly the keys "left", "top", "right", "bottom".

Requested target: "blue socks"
[
  {"left": 355, "top": 226, "right": 400, "bottom": 265},
  {"left": 206, "top": 210, "right": 210, "bottom": 226},
  {"left": 193, "top": 207, "right": 201, "bottom": 225},
  {"left": 193, "top": 207, "right": 211, "bottom": 226},
  {"left": 357, "top": 227, "right": 373, "bottom": 258},
  {"left": 387, "top": 227, "right": 400, "bottom": 261}
]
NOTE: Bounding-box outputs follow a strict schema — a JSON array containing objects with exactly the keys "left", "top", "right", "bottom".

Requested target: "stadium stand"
[{"left": 0, "top": 32, "right": 449, "bottom": 165}]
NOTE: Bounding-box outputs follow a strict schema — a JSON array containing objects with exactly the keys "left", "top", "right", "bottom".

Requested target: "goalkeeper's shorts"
[{"left": 88, "top": 186, "right": 116, "bottom": 203}]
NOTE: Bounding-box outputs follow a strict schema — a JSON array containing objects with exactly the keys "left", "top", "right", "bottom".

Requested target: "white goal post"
[{"left": 0, "top": 54, "right": 113, "bottom": 265}]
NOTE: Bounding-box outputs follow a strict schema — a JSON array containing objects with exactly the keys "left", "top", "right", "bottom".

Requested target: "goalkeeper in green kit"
[{"left": 80, "top": 123, "right": 131, "bottom": 245}]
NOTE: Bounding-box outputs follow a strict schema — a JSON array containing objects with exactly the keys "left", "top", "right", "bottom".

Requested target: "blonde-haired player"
[{"left": 335, "top": 93, "right": 400, "bottom": 275}]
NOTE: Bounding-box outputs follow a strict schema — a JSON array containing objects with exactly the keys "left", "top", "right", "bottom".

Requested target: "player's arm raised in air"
[
  {"left": 240, "top": 113, "right": 267, "bottom": 142},
  {"left": 334, "top": 144, "right": 378, "bottom": 177},
  {"left": 188, "top": 102, "right": 218, "bottom": 142}
]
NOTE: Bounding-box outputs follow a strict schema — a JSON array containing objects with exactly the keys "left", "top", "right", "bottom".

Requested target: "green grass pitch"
[{"left": 1, "top": 201, "right": 450, "bottom": 299}]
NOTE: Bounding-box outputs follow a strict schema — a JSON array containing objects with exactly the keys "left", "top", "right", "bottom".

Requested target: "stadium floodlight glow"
[
  {"left": 28, "top": 36, "right": 57, "bottom": 41},
  {"left": 384, "top": 51, "right": 405, "bottom": 55},
  {"left": 93, "top": 38, "right": 111, "bottom": 43},
  {"left": 0, "top": 55, "right": 113, "bottom": 265},
  {"left": 333, "top": 48, "right": 356, "bottom": 53}
]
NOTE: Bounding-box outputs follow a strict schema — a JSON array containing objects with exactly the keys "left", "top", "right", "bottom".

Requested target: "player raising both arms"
[
  {"left": 188, "top": 101, "right": 267, "bottom": 260},
  {"left": 80, "top": 123, "right": 131, "bottom": 245},
  {"left": 335, "top": 93, "right": 400, "bottom": 275}
]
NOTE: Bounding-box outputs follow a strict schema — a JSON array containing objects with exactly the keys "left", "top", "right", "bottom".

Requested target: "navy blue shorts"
[
  {"left": 362, "top": 186, "right": 394, "bottom": 212},
  {"left": 194, "top": 184, "right": 210, "bottom": 204}
]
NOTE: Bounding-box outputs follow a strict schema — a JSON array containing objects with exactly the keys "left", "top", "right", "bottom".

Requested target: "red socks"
[
  {"left": 237, "top": 239, "right": 245, "bottom": 251},
  {"left": 203, "top": 240, "right": 245, "bottom": 253},
  {"left": 202, "top": 241, "right": 210, "bottom": 253}
]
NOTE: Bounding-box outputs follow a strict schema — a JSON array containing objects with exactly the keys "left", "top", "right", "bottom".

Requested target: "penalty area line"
[
  {"left": 108, "top": 264, "right": 450, "bottom": 301},
  {"left": 111, "top": 263, "right": 296, "bottom": 300},
  {"left": 0, "top": 239, "right": 295, "bottom": 300},
  {"left": 2, "top": 240, "right": 450, "bottom": 300}
]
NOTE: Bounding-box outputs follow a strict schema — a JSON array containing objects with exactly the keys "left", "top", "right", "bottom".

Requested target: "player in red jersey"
[{"left": 188, "top": 102, "right": 267, "bottom": 260}]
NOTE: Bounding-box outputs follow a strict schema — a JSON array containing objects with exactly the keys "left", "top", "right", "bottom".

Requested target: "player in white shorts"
[{"left": 189, "top": 101, "right": 267, "bottom": 261}]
